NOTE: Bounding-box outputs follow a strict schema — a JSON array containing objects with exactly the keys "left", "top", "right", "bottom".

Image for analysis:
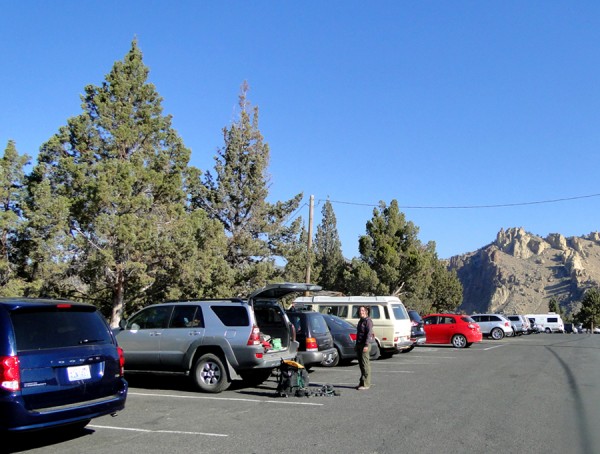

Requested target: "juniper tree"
[
  {"left": 354, "top": 199, "right": 462, "bottom": 307},
  {"left": 30, "top": 40, "right": 230, "bottom": 325}
]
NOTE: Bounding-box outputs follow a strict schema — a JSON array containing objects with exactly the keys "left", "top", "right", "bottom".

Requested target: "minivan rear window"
[{"left": 12, "top": 309, "right": 112, "bottom": 351}]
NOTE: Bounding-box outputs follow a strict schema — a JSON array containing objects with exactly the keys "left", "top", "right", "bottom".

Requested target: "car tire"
[
  {"left": 490, "top": 328, "right": 505, "bottom": 340},
  {"left": 370, "top": 342, "right": 381, "bottom": 360},
  {"left": 545, "top": 328, "right": 552, "bottom": 334},
  {"left": 451, "top": 334, "right": 468, "bottom": 348},
  {"left": 322, "top": 348, "right": 340, "bottom": 367},
  {"left": 240, "top": 369, "right": 273, "bottom": 386},
  {"left": 192, "top": 353, "right": 230, "bottom": 393},
  {"left": 400, "top": 345, "right": 414, "bottom": 354}
]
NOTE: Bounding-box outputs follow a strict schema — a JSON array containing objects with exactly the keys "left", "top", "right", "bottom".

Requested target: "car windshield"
[{"left": 408, "top": 311, "right": 422, "bottom": 322}]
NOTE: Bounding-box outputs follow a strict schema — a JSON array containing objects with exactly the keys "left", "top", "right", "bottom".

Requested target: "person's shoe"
[{"left": 356, "top": 386, "right": 370, "bottom": 390}]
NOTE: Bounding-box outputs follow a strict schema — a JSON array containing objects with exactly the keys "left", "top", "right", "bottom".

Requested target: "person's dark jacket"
[{"left": 356, "top": 317, "right": 374, "bottom": 346}]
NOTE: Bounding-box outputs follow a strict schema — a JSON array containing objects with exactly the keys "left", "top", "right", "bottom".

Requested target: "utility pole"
[{"left": 305, "top": 195, "right": 314, "bottom": 284}]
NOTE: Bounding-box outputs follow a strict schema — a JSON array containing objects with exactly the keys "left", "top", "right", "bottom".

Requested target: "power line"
[{"left": 321, "top": 193, "right": 600, "bottom": 210}]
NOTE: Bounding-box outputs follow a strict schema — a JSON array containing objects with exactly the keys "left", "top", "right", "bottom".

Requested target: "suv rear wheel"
[{"left": 192, "top": 353, "right": 230, "bottom": 393}]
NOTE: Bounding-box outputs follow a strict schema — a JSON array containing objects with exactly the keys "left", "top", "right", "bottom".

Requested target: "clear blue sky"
[{"left": 2, "top": 1, "right": 600, "bottom": 259}]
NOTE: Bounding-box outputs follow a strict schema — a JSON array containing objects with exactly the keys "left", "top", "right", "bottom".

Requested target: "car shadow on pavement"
[{"left": 6, "top": 425, "right": 93, "bottom": 452}]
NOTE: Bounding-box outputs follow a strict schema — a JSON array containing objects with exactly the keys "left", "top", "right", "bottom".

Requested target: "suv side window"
[
  {"left": 211, "top": 305, "right": 249, "bottom": 326},
  {"left": 170, "top": 305, "right": 203, "bottom": 328},
  {"left": 129, "top": 306, "right": 172, "bottom": 330},
  {"left": 548, "top": 317, "right": 558, "bottom": 323},
  {"left": 490, "top": 315, "right": 501, "bottom": 322}
]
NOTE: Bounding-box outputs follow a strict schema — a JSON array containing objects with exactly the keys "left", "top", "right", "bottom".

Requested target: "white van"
[
  {"left": 293, "top": 296, "right": 413, "bottom": 355},
  {"left": 524, "top": 313, "right": 565, "bottom": 333}
]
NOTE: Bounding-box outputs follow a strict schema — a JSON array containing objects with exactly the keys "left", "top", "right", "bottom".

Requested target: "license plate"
[{"left": 67, "top": 365, "right": 91, "bottom": 381}]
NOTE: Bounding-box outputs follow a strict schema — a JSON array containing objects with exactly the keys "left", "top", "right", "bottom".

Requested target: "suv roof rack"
[{"left": 165, "top": 298, "right": 246, "bottom": 304}]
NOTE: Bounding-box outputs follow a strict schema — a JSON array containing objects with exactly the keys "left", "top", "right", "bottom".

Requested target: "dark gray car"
[{"left": 285, "top": 310, "right": 337, "bottom": 370}]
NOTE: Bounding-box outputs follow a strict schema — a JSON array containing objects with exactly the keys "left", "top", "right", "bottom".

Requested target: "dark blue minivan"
[{"left": 0, "top": 298, "right": 128, "bottom": 433}]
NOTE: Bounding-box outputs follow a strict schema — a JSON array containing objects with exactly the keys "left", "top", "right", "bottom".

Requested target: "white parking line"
[
  {"left": 88, "top": 424, "right": 228, "bottom": 437},
  {"left": 128, "top": 391, "right": 324, "bottom": 406},
  {"left": 483, "top": 344, "right": 507, "bottom": 350}
]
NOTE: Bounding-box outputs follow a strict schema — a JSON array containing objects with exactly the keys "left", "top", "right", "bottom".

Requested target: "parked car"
[
  {"left": 115, "top": 282, "right": 318, "bottom": 393},
  {"left": 320, "top": 314, "right": 379, "bottom": 367},
  {"left": 422, "top": 313, "right": 483, "bottom": 348},
  {"left": 528, "top": 318, "right": 542, "bottom": 333},
  {"left": 405, "top": 309, "right": 426, "bottom": 352},
  {"left": 505, "top": 314, "right": 530, "bottom": 336},
  {"left": 470, "top": 314, "right": 513, "bottom": 340},
  {"left": 285, "top": 310, "right": 337, "bottom": 370},
  {"left": 0, "top": 298, "right": 128, "bottom": 433}
]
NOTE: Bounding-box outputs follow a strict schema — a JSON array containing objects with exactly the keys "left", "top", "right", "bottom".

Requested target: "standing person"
[{"left": 355, "top": 305, "right": 373, "bottom": 390}]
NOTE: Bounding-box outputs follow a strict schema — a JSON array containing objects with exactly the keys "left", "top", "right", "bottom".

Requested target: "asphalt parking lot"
[{"left": 10, "top": 334, "right": 600, "bottom": 454}]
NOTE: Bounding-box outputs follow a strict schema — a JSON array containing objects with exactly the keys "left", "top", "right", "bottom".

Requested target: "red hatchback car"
[{"left": 422, "top": 313, "right": 483, "bottom": 348}]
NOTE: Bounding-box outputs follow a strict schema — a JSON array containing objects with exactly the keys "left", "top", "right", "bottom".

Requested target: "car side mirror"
[{"left": 118, "top": 319, "right": 127, "bottom": 330}]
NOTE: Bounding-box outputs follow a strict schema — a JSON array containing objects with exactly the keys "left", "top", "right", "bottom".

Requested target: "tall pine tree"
[
  {"left": 30, "top": 40, "right": 230, "bottom": 325},
  {"left": 314, "top": 199, "right": 345, "bottom": 291},
  {"left": 193, "top": 82, "right": 302, "bottom": 294}
]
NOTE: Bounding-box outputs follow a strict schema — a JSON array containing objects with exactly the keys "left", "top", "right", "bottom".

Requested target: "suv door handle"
[{"left": 149, "top": 331, "right": 162, "bottom": 336}]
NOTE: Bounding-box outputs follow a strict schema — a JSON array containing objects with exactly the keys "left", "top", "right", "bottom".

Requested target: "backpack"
[{"left": 277, "top": 359, "right": 310, "bottom": 397}]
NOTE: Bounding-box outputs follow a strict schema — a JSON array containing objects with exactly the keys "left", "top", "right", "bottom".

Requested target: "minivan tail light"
[
  {"left": 0, "top": 356, "right": 20, "bottom": 392},
  {"left": 117, "top": 347, "right": 125, "bottom": 377},
  {"left": 306, "top": 338, "right": 318, "bottom": 351},
  {"left": 349, "top": 333, "right": 357, "bottom": 341},
  {"left": 247, "top": 325, "right": 261, "bottom": 346}
]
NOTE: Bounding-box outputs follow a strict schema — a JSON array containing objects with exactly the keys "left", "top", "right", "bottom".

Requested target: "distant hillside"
[{"left": 447, "top": 227, "right": 600, "bottom": 316}]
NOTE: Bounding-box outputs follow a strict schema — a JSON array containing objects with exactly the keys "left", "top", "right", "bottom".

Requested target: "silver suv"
[
  {"left": 115, "top": 283, "right": 319, "bottom": 393},
  {"left": 470, "top": 314, "right": 513, "bottom": 340},
  {"left": 505, "top": 314, "right": 530, "bottom": 336}
]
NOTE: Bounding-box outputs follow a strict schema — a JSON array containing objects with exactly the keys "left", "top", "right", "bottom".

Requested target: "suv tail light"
[
  {"left": 117, "top": 347, "right": 125, "bottom": 377},
  {"left": 247, "top": 325, "right": 261, "bottom": 346},
  {"left": 504, "top": 322, "right": 510, "bottom": 327},
  {"left": 306, "top": 337, "right": 318, "bottom": 351},
  {"left": 0, "top": 356, "right": 20, "bottom": 391},
  {"left": 349, "top": 333, "right": 357, "bottom": 342}
]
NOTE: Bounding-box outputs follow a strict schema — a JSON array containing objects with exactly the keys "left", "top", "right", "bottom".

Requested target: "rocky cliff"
[{"left": 448, "top": 227, "right": 600, "bottom": 316}]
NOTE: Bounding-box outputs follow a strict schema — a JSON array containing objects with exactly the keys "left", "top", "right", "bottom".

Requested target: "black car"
[
  {"left": 286, "top": 310, "right": 337, "bottom": 370},
  {"left": 321, "top": 314, "right": 380, "bottom": 367},
  {"left": 405, "top": 310, "right": 426, "bottom": 352}
]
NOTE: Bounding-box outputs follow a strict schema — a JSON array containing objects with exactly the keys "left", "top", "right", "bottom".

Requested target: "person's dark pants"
[{"left": 356, "top": 343, "right": 371, "bottom": 387}]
